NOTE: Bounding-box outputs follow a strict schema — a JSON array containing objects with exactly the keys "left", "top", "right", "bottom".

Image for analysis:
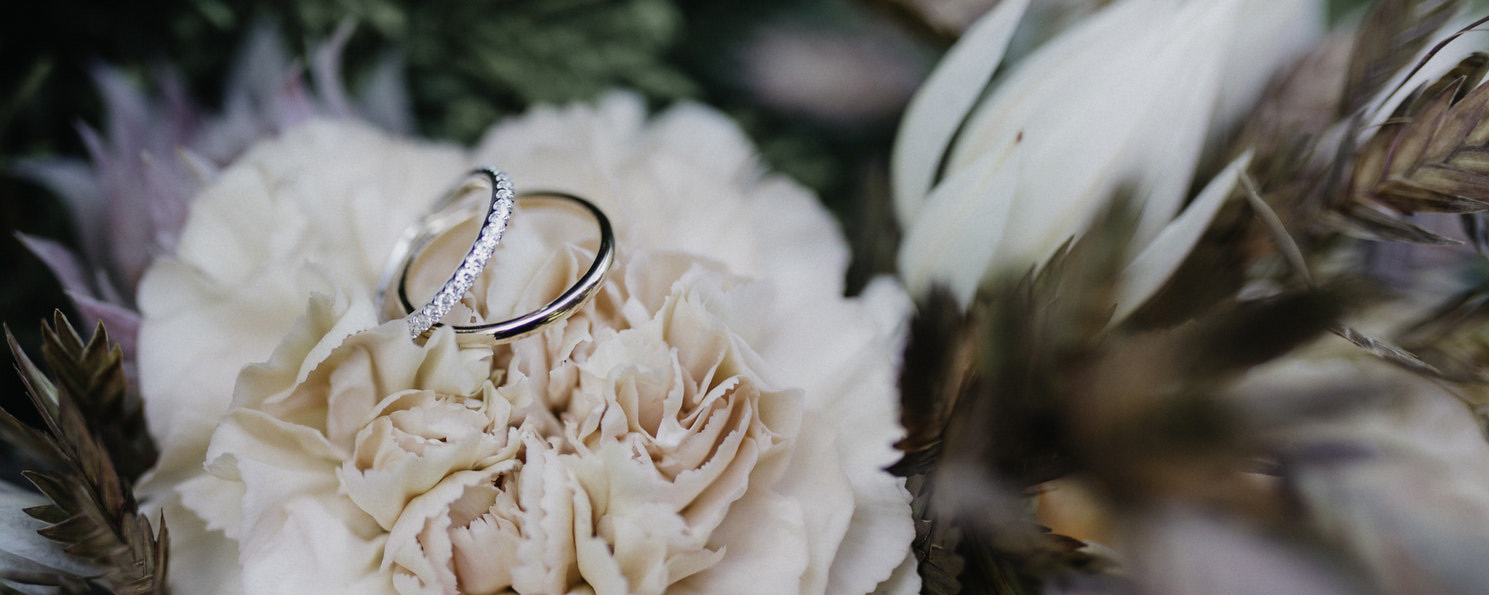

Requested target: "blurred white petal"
[
  {"left": 1286, "top": 380, "right": 1489, "bottom": 595},
  {"left": 893, "top": 0, "right": 1323, "bottom": 318},
  {"left": 0, "top": 481, "right": 101, "bottom": 580},
  {"left": 951, "top": 0, "right": 1236, "bottom": 271},
  {"left": 890, "top": 0, "right": 1029, "bottom": 224},
  {"left": 1124, "top": 507, "right": 1363, "bottom": 595},
  {"left": 1114, "top": 152, "right": 1250, "bottom": 321},
  {"left": 898, "top": 133, "right": 1023, "bottom": 303},
  {"left": 1215, "top": 1, "right": 1326, "bottom": 128}
]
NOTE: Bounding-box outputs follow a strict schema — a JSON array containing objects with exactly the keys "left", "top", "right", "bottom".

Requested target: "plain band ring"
[{"left": 380, "top": 181, "right": 615, "bottom": 345}]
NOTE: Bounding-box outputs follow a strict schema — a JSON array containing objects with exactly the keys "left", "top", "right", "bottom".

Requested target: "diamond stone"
[{"left": 402, "top": 168, "right": 519, "bottom": 341}]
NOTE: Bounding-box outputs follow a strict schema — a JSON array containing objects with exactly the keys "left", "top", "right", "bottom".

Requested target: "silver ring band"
[
  {"left": 378, "top": 174, "right": 615, "bottom": 344},
  {"left": 377, "top": 168, "right": 516, "bottom": 338}
]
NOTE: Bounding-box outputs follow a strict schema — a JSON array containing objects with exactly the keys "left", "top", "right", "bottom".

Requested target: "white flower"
[
  {"left": 1232, "top": 348, "right": 1489, "bottom": 595},
  {"left": 892, "top": 0, "right": 1323, "bottom": 313},
  {"left": 136, "top": 120, "right": 464, "bottom": 595},
  {"left": 138, "top": 94, "right": 916, "bottom": 594}
]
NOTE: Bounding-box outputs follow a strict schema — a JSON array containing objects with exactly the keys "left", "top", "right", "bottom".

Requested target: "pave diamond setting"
[{"left": 406, "top": 169, "right": 515, "bottom": 338}]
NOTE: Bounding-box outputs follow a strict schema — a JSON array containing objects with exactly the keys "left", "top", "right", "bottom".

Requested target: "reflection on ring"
[{"left": 377, "top": 168, "right": 615, "bottom": 345}]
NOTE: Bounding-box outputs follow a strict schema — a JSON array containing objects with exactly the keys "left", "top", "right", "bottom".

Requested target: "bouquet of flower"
[{"left": 6, "top": 0, "right": 1489, "bottom": 593}]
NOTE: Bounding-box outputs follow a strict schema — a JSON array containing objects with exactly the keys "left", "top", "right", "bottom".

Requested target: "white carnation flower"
[{"left": 138, "top": 94, "right": 916, "bottom": 594}]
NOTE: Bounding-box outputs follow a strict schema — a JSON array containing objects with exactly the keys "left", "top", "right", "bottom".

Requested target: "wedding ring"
[
  {"left": 377, "top": 168, "right": 516, "bottom": 337},
  {"left": 377, "top": 169, "right": 615, "bottom": 344}
]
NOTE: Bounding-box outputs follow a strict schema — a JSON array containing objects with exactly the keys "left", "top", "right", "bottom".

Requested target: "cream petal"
[
  {"left": 151, "top": 491, "right": 245, "bottom": 595},
  {"left": 512, "top": 439, "right": 582, "bottom": 594},
  {"left": 450, "top": 511, "right": 522, "bottom": 594},
  {"left": 765, "top": 415, "right": 856, "bottom": 595},
  {"left": 140, "top": 119, "right": 465, "bottom": 490},
  {"left": 825, "top": 467, "right": 916, "bottom": 595},
  {"left": 137, "top": 260, "right": 328, "bottom": 491},
  {"left": 240, "top": 497, "right": 391, "bottom": 595},
  {"left": 385, "top": 468, "right": 501, "bottom": 592},
  {"left": 340, "top": 395, "right": 512, "bottom": 529},
  {"left": 177, "top": 469, "right": 246, "bottom": 539},
  {"left": 870, "top": 548, "right": 923, "bottom": 595},
  {"left": 671, "top": 490, "right": 809, "bottom": 594}
]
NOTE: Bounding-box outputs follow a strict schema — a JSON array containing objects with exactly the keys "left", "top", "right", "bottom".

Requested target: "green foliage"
[
  {"left": 233, "top": 0, "right": 697, "bottom": 142},
  {"left": 396, "top": 0, "right": 697, "bottom": 141}
]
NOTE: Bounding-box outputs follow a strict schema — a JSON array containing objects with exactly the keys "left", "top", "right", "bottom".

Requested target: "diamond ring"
[{"left": 377, "top": 168, "right": 615, "bottom": 344}]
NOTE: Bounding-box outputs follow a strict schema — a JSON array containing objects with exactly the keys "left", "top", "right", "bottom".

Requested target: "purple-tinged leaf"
[
  {"left": 138, "top": 150, "right": 191, "bottom": 252},
  {"left": 88, "top": 65, "right": 152, "bottom": 161},
  {"left": 224, "top": 22, "right": 293, "bottom": 116},
  {"left": 361, "top": 50, "right": 414, "bottom": 135},
  {"left": 14, "top": 235, "right": 93, "bottom": 299},
  {"left": 175, "top": 148, "right": 218, "bottom": 184},
  {"left": 10, "top": 158, "right": 100, "bottom": 228},
  {"left": 273, "top": 63, "right": 316, "bottom": 129},
  {"left": 311, "top": 20, "right": 357, "bottom": 119}
]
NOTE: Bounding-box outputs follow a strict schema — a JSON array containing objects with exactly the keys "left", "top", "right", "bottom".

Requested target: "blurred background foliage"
[{"left": 0, "top": 0, "right": 1387, "bottom": 412}]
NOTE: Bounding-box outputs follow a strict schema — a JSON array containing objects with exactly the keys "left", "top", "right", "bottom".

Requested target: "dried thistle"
[
  {"left": 36, "top": 312, "right": 156, "bottom": 481},
  {"left": 1393, "top": 283, "right": 1489, "bottom": 382},
  {"left": 1233, "top": 1, "right": 1489, "bottom": 257},
  {"left": 894, "top": 193, "right": 1361, "bottom": 592},
  {"left": 2, "top": 314, "right": 168, "bottom": 594},
  {"left": 1339, "top": 0, "right": 1459, "bottom": 118},
  {"left": 1342, "top": 53, "right": 1489, "bottom": 226}
]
